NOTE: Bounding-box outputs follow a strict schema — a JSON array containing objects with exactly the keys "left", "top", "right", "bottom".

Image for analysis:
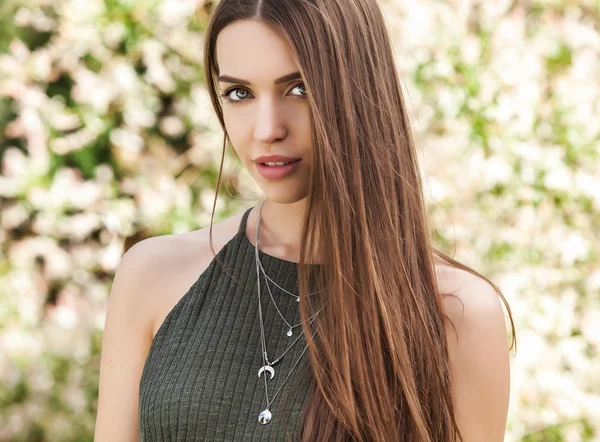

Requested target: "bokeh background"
[{"left": 0, "top": 0, "right": 598, "bottom": 440}]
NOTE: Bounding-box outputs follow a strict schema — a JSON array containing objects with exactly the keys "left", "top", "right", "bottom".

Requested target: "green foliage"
[{"left": 522, "top": 419, "right": 597, "bottom": 442}]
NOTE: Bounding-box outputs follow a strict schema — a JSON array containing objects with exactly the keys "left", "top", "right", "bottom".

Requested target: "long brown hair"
[{"left": 202, "top": 0, "right": 517, "bottom": 440}]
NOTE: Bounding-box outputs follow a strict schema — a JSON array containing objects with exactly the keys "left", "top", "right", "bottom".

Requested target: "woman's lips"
[{"left": 255, "top": 159, "right": 302, "bottom": 180}]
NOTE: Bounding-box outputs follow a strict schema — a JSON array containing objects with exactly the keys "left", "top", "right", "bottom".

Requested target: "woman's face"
[{"left": 215, "top": 20, "right": 312, "bottom": 204}]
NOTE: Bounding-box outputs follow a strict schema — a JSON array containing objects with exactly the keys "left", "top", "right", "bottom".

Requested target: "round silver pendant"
[
  {"left": 287, "top": 328, "right": 293, "bottom": 337},
  {"left": 258, "top": 408, "right": 272, "bottom": 424},
  {"left": 296, "top": 297, "right": 300, "bottom": 303}
]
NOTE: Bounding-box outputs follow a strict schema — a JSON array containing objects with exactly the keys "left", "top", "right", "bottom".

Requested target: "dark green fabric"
[{"left": 138, "top": 207, "right": 314, "bottom": 441}]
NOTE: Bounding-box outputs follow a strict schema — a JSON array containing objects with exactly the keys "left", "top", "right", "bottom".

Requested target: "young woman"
[{"left": 94, "top": 0, "right": 516, "bottom": 441}]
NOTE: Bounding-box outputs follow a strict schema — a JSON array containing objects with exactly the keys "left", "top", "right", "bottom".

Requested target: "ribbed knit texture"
[{"left": 138, "top": 207, "right": 315, "bottom": 441}]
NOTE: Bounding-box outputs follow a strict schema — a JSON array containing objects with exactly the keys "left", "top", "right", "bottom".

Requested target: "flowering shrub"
[{"left": 0, "top": 0, "right": 598, "bottom": 440}]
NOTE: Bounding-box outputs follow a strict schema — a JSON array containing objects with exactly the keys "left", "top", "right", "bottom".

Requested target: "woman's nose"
[{"left": 253, "top": 98, "right": 287, "bottom": 144}]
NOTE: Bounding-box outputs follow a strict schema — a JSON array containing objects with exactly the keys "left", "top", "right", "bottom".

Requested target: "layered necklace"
[{"left": 254, "top": 200, "right": 326, "bottom": 425}]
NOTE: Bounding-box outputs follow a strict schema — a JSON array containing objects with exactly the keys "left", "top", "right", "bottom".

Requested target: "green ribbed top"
[{"left": 138, "top": 207, "right": 315, "bottom": 441}]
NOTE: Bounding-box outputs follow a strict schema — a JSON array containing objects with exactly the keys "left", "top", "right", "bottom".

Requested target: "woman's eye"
[
  {"left": 292, "top": 83, "right": 306, "bottom": 97},
  {"left": 219, "top": 88, "right": 251, "bottom": 104},
  {"left": 219, "top": 83, "right": 306, "bottom": 105}
]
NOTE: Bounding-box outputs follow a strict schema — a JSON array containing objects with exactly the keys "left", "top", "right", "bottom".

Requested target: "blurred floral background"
[{"left": 0, "top": 0, "right": 598, "bottom": 440}]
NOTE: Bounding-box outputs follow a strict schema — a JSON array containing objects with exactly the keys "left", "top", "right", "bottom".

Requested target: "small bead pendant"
[
  {"left": 296, "top": 297, "right": 300, "bottom": 303},
  {"left": 258, "top": 408, "right": 272, "bottom": 424},
  {"left": 287, "top": 328, "right": 293, "bottom": 337}
]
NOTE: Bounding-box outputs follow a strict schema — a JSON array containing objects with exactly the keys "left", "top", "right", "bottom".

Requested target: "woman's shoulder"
[
  {"left": 116, "top": 208, "right": 249, "bottom": 338},
  {"left": 125, "top": 208, "right": 248, "bottom": 273},
  {"left": 432, "top": 258, "right": 498, "bottom": 303}
]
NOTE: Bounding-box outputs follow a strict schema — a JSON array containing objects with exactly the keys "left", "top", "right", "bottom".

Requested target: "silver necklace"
[
  {"left": 255, "top": 200, "right": 325, "bottom": 338},
  {"left": 258, "top": 256, "right": 325, "bottom": 302},
  {"left": 257, "top": 249, "right": 325, "bottom": 338},
  {"left": 254, "top": 201, "right": 324, "bottom": 425},
  {"left": 257, "top": 257, "right": 326, "bottom": 304}
]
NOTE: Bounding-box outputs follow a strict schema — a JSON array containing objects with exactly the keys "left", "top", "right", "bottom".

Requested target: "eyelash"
[{"left": 219, "top": 83, "right": 307, "bottom": 105}]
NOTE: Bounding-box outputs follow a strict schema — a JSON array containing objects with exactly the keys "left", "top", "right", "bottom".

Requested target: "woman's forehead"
[{"left": 216, "top": 20, "right": 299, "bottom": 84}]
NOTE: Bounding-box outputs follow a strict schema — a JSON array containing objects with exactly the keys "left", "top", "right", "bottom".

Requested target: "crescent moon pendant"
[{"left": 258, "top": 365, "right": 275, "bottom": 379}]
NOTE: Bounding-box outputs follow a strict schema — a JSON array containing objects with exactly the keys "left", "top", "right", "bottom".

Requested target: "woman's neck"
[{"left": 251, "top": 197, "right": 320, "bottom": 264}]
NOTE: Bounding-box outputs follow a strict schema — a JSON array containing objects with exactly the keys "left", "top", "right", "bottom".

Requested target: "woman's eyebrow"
[{"left": 217, "top": 71, "right": 301, "bottom": 85}]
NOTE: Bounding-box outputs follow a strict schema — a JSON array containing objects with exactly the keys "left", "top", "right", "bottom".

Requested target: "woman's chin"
[{"left": 257, "top": 187, "right": 309, "bottom": 205}]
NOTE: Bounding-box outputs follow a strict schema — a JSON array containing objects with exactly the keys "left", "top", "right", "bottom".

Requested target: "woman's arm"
[
  {"left": 441, "top": 269, "right": 512, "bottom": 442},
  {"left": 94, "top": 240, "right": 157, "bottom": 442}
]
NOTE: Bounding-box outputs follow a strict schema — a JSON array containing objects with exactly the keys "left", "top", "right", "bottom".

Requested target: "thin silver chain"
[
  {"left": 258, "top": 256, "right": 326, "bottom": 300},
  {"left": 258, "top": 259, "right": 325, "bottom": 343}
]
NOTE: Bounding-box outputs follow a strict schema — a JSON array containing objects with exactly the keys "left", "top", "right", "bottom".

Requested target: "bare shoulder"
[
  {"left": 434, "top": 263, "right": 511, "bottom": 441},
  {"left": 127, "top": 209, "right": 245, "bottom": 268},
  {"left": 137, "top": 209, "right": 248, "bottom": 338},
  {"left": 434, "top": 263, "right": 505, "bottom": 325}
]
